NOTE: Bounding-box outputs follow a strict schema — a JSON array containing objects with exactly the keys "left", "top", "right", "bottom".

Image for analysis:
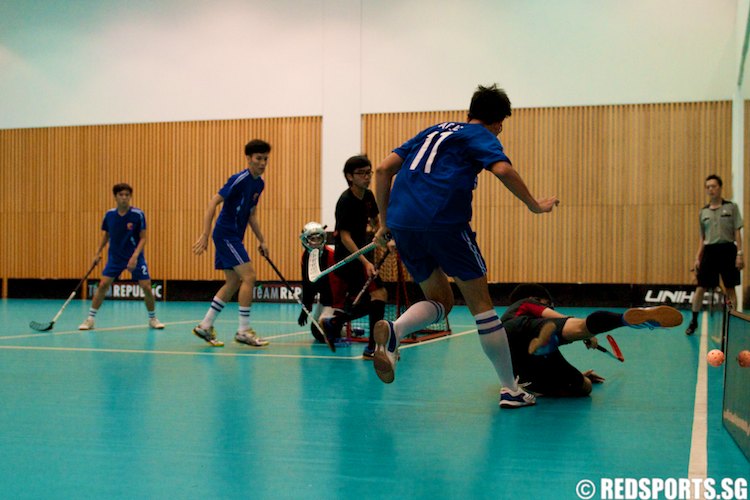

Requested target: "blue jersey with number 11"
[{"left": 387, "top": 122, "right": 511, "bottom": 231}]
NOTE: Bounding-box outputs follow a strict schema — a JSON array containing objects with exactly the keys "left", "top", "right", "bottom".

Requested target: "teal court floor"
[{"left": 0, "top": 299, "right": 747, "bottom": 499}]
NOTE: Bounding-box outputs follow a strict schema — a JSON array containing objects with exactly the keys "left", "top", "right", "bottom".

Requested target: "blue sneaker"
[
  {"left": 623, "top": 306, "right": 683, "bottom": 330},
  {"left": 373, "top": 320, "right": 399, "bottom": 383},
  {"left": 362, "top": 346, "right": 375, "bottom": 359},
  {"left": 499, "top": 377, "right": 536, "bottom": 409}
]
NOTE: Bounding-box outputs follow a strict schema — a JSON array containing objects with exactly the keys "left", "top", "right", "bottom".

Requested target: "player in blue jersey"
[
  {"left": 192, "top": 139, "right": 271, "bottom": 347},
  {"left": 372, "top": 84, "right": 559, "bottom": 408},
  {"left": 78, "top": 183, "right": 165, "bottom": 330}
]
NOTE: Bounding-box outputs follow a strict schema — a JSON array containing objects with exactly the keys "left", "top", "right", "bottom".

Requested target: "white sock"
[
  {"left": 88, "top": 307, "right": 98, "bottom": 318},
  {"left": 239, "top": 306, "right": 251, "bottom": 331},
  {"left": 475, "top": 310, "right": 516, "bottom": 389},
  {"left": 201, "top": 296, "right": 226, "bottom": 328},
  {"left": 393, "top": 300, "right": 445, "bottom": 340}
]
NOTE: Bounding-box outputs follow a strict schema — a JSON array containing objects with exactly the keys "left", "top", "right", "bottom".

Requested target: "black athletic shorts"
[{"left": 697, "top": 242, "right": 740, "bottom": 288}]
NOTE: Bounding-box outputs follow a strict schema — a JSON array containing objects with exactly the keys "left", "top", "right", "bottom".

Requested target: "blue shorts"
[
  {"left": 213, "top": 236, "right": 251, "bottom": 270},
  {"left": 103, "top": 257, "right": 150, "bottom": 281},
  {"left": 390, "top": 227, "right": 487, "bottom": 282}
]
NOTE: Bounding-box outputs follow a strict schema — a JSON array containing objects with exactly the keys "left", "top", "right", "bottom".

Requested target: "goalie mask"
[{"left": 300, "top": 221, "right": 327, "bottom": 251}]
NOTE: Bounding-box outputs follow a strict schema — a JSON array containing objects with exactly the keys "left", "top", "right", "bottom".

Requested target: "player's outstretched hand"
[
  {"left": 298, "top": 309, "right": 308, "bottom": 326},
  {"left": 532, "top": 196, "right": 560, "bottom": 213},
  {"left": 583, "top": 369, "right": 605, "bottom": 384},
  {"left": 193, "top": 234, "right": 209, "bottom": 255}
]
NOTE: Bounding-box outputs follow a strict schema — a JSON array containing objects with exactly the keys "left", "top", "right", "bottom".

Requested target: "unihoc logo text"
[{"left": 644, "top": 289, "right": 722, "bottom": 306}]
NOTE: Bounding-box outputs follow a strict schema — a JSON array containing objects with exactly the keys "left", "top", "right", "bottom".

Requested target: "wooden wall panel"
[
  {"left": 363, "top": 101, "right": 733, "bottom": 285},
  {"left": 0, "top": 117, "right": 322, "bottom": 282},
  {"left": 1, "top": 102, "right": 734, "bottom": 288}
]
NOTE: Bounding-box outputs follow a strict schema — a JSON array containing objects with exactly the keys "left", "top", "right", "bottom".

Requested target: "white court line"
[{"left": 688, "top": 313, "right": 708, "bottom": 484}]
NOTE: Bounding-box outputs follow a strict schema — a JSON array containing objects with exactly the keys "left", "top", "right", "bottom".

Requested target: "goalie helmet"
[{"left": 300, "top": 221, "right": 327, "bottom": 251}]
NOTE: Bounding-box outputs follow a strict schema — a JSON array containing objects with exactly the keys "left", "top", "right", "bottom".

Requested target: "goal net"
[{"left": 347, "top": 248, "right": 451, "bottom": 344}]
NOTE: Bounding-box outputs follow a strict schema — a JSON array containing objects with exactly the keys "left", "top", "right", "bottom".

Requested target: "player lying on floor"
[
  {"left": 501, "top": 283, "right": 683, "bottom": 397},
  {"left": 298, "top": 222, "right": 372, "bottom": 351}
]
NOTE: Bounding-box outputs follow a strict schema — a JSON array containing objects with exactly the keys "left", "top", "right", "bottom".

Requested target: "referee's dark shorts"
[{"left": 697, "top": 242, "right": 740, "bottom": 288}]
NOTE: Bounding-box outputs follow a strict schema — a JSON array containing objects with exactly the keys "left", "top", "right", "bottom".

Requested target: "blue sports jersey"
[
  {"left": 102, "top": 207, "right": 146, "bottom": 262},
  {"left": 213, "top": 169, "right": 265, "bottom": 240},
  {"left": 387, "top": 122, "right": 510, "bottom": 230}
]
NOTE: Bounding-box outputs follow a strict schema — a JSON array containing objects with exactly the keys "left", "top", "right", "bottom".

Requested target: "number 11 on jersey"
[{"left": 408, "top": 131, "right": 454, "bottom": 173}]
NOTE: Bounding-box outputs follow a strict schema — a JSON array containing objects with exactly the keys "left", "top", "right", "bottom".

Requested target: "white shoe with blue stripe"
[
  {"left": 373, "top": 320, "right": 399, "bottom": 384},
  {"left": 499, "top": 377, "right": 536, "bottom": 409}
]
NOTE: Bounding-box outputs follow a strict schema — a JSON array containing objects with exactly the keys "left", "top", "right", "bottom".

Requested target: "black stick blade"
[{"left": 29, "top": 321, "right": 54, "bottom": 332}]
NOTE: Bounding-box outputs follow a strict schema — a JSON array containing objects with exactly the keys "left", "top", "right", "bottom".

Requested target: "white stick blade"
[{"left": 308, "top": 248, "right": 323, "bottom": 282}]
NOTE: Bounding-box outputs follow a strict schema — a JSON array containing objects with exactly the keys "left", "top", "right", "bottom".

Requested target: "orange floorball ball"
[
  {"left": 737, "top": 350, "right": 750, "bottom": 368},
  {"left": 707, "top": 349, "right": 725, "bottom": 367}
]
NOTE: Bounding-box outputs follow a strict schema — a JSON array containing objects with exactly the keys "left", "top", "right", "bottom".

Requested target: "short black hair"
[
  {"left": 468, "top": 84, "right": 512, "bottom": 125},
  {"left": 705, "top": 174, "right": 722, "bottom": 187},
  {"left": 343, "top": 155, "right": 371, "bottom": 175},
  {"left": 509, "top": 283, "right": 553, "bottom": 305},
  {"left": 245, "top": 139, "right": 271, "bottom": 156},
  {"left": 112, "top": 183, "right": 133, "bottom": 196},
  {"left": 343, "top": 155, "right": 371, "bottom": 186}
]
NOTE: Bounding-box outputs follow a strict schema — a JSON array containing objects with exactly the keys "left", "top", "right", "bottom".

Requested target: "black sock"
[
  {"left": 691, "top": 311, "right": 699, "bottom": 324},
  {"left": 327, "top": 312, "right": 350, "bottom": 339},
  {"left": 368, "top": 300, "right": 386, "bottom": 349},
  {"left": 585, "top": 311, "right": 625, "bottom": 334}
]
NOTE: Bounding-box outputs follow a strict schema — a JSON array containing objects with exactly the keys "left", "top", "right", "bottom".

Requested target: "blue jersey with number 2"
[{"left": 387, "top": 122, "right": 510, "bottom": 231}]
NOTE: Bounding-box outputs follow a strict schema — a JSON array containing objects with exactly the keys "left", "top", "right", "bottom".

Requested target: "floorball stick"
[{"left": 30, "top": 256, "right": 101, "bottom": 331}]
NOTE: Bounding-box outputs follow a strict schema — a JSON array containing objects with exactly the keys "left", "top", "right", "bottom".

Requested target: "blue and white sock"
[
  {"left": 475, "top": 310, "right": 516, "bottom": 390},
  {"left": 88, "top": 307, "right": 98, "bottom": 318},
  {"left": 201, "top": 296, "right": 226, "bottom": 328},
  {"left": 392, "top": 300, "right": 445, "bottom": 340},
  {"left": 239, "top": 306, "right": 251, "bottom": 332}
]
